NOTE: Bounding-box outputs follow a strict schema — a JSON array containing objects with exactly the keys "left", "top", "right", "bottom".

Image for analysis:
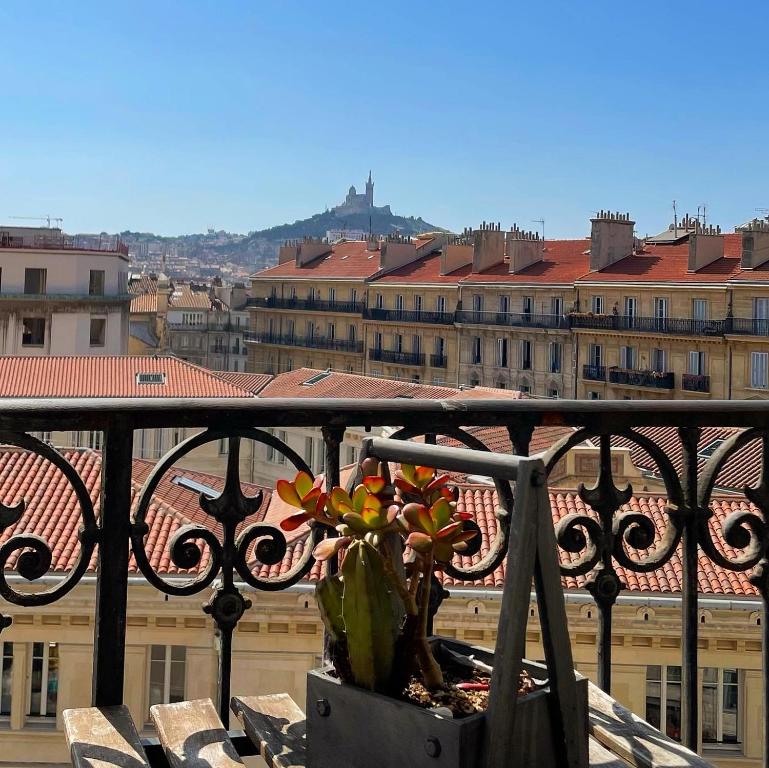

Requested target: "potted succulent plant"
[{"left": 276, "top": 458, "right": 587, "bottom": 768}]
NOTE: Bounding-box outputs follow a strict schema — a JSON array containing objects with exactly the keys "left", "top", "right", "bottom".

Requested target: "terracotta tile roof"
[
  {"left": 0, "top": 357, "right": 255, "bottom": 399},
  {"left": 129, "top": 275, "right": 158, "bottom": 295},
  {"left": 215, "top": 372, "right": 274, "bottom": 394},
  {"left": 130, "top": 293, "right": 158, "bottom": 314},
  {"left": 252, "top": 241, "right": 381, "bottom": 280},
  {"left": 2, "top": 446, "right": 756, "bottom": 597},
  {"left": 257, "top": 368, "right": 516, "bottom": 400},
  {"left": 578, "top": 234, "right": 743, "bottom": 283},
  {"left": 373, "top": 253, "right": 472, "bottom": 284},
  {"left": 169, "top": 284, "right": 215, "bottom": 310},
  {"left": 461, "top": 240, "right": 591, "bottom": 285},
  {"left": 438, "top": 424, "right": 579, "bottom": 456}
]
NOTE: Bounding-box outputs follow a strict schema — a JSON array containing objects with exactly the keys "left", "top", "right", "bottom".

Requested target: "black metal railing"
[
  {"left": 682, "top": 373, "right": 711, "bottom": 393},
  {"left": 245, "top": 332, "right": 363, "bottom": 353},
  {"left": 582, "top": 364, "right": 606, "bottom": 381},
  {"left": 368, "top": 348, "right": 426, "bottom": 366},
  {"left": 364, "top": 307, "right": 456, "bottom": 324},
  {"left": 5, "top": 398, "right": 769, "bottom": 762},
  {"left": 570, "top": 314, "right": 726, "bottom": 336},
  {"left": 248, "top": 296, "right": 365, "bottom": 314},
  {"left": 608, "top": 367, "right": 675, "bottom": 389},
  {"left": 430, "top": 353, "right": 448, "bottom": 368},
  {"left": 456, "top": 310, "right": 569, "bottom": 329},
  {"left": 728, "top": 317, "right": 769, "bottom": 336}
]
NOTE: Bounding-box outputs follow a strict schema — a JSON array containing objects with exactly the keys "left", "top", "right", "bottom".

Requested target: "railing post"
[
  {"left": 92, "top": 417, "right": 133, "bottom": 706},
  {"left": 679, "top": 426, "right": 701, "bottom": 752}
]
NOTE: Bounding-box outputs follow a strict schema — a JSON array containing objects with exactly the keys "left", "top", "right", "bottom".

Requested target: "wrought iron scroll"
[{"left": 130, "top": 427, "right": 322, "bottom": 726}]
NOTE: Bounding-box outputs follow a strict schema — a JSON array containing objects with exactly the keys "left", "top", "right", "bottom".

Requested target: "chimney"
[
  {"left": 471, "top": 221, "right": 505, "bottom": 272},
  {"left": 738, "top": 218, "right": 769, "bottom": 269},
  {"left": 507, "top": 225, "right": 543, "bottom": 273},
  {"left": 279, "top": 240, "right": 299, "bottom": 264},
  {"left": 589, "top": 210, "right": 635, "bottom": 271},
  {"left": 379, "top": 233, "right": 418, "bottom": 271},
  {"left": 440, "top": 227, "right": 474, "bottom": 275},
  {"left": 366, "top": 235, "right": 380, "bottom": 252},
  {"left": 296, "top": 236, "right": 332, "bottom": 266},
  {"left": 688, "top": 225, "right": 724, "bottom": 272}
]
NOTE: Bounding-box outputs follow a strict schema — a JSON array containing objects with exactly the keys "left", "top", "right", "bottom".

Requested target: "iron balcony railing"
[
  {"left": 368, "top": 348, "right": 426, "bottom": 366},
  {"left": 582, "top": 364, "right": 606, "bottom": 381},
  {"left": 168, "top": 321, "right": 244, "bottom": 333},
  {"left": 364, "top": 308, "right": 456, "bottom": 324},
  {"left": 3, "top": 399, "right": 769, "bottom": 761},
  {"left": 682, "top": 373, "right": 711, "bottom": 393},
  {"left": 728, "top": 317, "right": 769, "bottom": 336},
  {"left": 247, "top": 296, "right": 365, "bottom": 314},
  {"left": 245, "top": 331, "right": 364, "bottom": 354},
  {"left": 608, "top": 367, "right": 675, "bottom": 389},
  {"left": 430, "top": 353, "right": 449, "bottom": 368},
  {"left": 571, "top": 314, "right": 726, "bottom": 336},
  {"left": 456, "top": 310, "right": 569, "bottom": 329}
]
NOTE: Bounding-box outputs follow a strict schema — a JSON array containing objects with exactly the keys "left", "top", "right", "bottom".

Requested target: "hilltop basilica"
[{"left": 332, "top": 171, "right": 392, "bottom": 215}]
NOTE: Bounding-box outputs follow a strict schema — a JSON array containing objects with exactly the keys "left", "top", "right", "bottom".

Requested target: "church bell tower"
[{"left": 365, "top": 170, "right": 374, "bottom": 208}]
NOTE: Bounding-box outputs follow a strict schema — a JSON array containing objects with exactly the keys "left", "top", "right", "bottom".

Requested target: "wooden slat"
[
  {"left": 150, "top": 698, "right": 244, "bottom": 768},
  {"left": 589, "top": 735, "right": 631, "bottom": 768},
  {"left": 63, "top": 705, "right": 150, "bottom": 768},
  {"left": 232, "top": 694, "right": 306, "bottom": 768},
  {"left": 588, "top": 682, "right": 713, "bottom": 768}
]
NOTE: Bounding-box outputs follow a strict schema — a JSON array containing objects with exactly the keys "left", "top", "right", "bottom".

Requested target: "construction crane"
[{"left": 9, "top": 215, "right": 63, "bottom": 228}]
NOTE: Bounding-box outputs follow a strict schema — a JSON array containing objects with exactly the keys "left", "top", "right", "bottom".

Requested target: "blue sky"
[{"left": 0, "top": 1, "right": 767, "bottom": 237}]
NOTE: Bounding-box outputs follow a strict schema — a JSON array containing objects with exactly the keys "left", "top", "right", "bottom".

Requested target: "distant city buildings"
[{"left": 0, "top": 225, "right": 131, "bottom": 356}]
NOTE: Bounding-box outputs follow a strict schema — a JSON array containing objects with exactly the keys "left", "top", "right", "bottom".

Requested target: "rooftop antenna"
[
  {"left": 756, "top": 208, "right": 769, "bottom": 221},
  {"left": 9, "top": 215, "right": 63, "bottom": 228},
  {"left": 673, "top": 200, "right": 678, "bottom": 232},
  {"left": 697, "top": 204, "right": 708, "bottom": 228},
  {"left": 532, "top": 219, "right": 545, "bottom": 250}
]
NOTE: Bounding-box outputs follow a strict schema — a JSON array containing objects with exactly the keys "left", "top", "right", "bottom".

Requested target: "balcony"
[
  {"left": 247, "top": 296, "right": 365, "bottom": 314},
  {"left": 364, "top": 307, "right": 456, "bottom": 324},
  {"left": 682, "top": 373, "right": 711, "bottom": 393},
  {"left": 245, "top": 331, "right": 364, "bottom": 353},
  {"left": 570, "top": 314, "right": 725, "bottom": 336},
  {"left": 430, "top": 353, "right": 448, "bottom": 368},
  {"left": 0, "top": 397, "right": 761, "bottom": 766},
  {"left": 456, "top": 310, "right": 568, "bottom": 329},
  {"left": 608, "top": 367, "right": 675, "bottom": 389},
  {"left": 582, "top": 364, "right": 606, "bottom": 381},
  {"left": 727, "top": 317, "right": 769, "bottom": 336},
  {"left": 368, "top": 347, "right": 426, "bottom": 366}
]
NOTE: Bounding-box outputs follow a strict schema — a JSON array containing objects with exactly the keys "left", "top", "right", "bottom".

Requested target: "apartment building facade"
[
  {"left": 248, "top": 214, "right": 769, "bottom": 401},
  {"left": 0, "top": 226, "right": 130, "bottom": 356}
]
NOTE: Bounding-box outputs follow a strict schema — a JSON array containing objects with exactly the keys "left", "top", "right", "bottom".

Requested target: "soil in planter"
[{"left": 401, "top": 666, "right": 538, "bottom": 718}]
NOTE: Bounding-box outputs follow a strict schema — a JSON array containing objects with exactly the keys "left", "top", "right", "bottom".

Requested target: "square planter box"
[{"left": 306, "top": 637, "right": 588, "bottom": 768}]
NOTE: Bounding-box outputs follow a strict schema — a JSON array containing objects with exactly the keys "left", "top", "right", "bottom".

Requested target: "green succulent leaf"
[{"left": 315, "top": 574, "right": 345, "bottom": 642}]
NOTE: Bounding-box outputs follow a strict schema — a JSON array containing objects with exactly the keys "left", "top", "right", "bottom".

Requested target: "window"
[
  {"left": 624, "top": 296, "right": 637, "bottom": 326},
  {"left": 522, "top": 296, "right": 533, "bottom": 315},
  {"left": 652, "top": 348, "right": 666, "bottom": 373},
  {"left": 519, "top": 383, "right": 531, "bottom": 394},
  {"left": 327, "top": 323, "right": 335, "bottom": 341},
  {"left": 692, "top": 299, "right": 709, "bottom": 322},
  {"left": 591, "top": 296, "right": 604, "bottom": 315},
  {"left": 90, "top": 318, "right": 106, "bottom": 347},
  {"left": 689, "top": 351, "right": 706, "bottom": 376},
  {"left": 328, "top": 287, "right": 336, "bottom": 303},
  {"left": 24, "top": 268, "right": 47, "bottom": 295},
  {"left": 752, "top": 352, "right": 769, "bottom": 389},
  {"left": 471, "top": 337, "right": 482, "bottom": 365},
  {"left": 436, "top": 295, "right": 447, "bottom": 313},
  {"left": 620, "top": 345, "right": 636, "bottom": 369},
  {"left": 549, "top": 342, "right": 562, "bottom": 373},
  {"left": 154, "top": 429, "right": 163, "bottom": 459},
  {"left": 414, "top": 295, "right": 423, "bottom": 313},
  {"left": 547, "top": 387, "right": 560, "bottom": 398},
  {"left": 499, "top": 295, "right": 510, "bottom": 314},
  {"left": 394, "top": 334, "right": 403, "bottom": 353},
  {"left": 28, "top": 642, "right": 58, "bottom": 718},
  {"left": 315, "top": 439, "right": 325, "bottom": 475},
  {"left": 346, "top": 445, "right": 359, "bottom": 465},
  {"left": 307, "top": 321, "right": 315, "bottom": 339},
  {"left": 702, "top": 668, "right": 740, "bottom": 746},
  {"left": 654, "top": 297, "right": 668, "bottom": 319},
  {"left": 348, "top": 324, "right": 356, "bottom": 342},
  {"left": 375, "top": 293, "right": 383, "bottom": 309},
  {"left": 551, "top": 297, "right": 563, "bottom": 316},
  {"left": 753, "top": 298, "right": 769, "bottom": 320},
  {"left": 89, "top": 270, "right": 105, "bottom": 296},
  {"left": 588, "top": 391, "right": 602, "bottom": 400},
  {"left": 286, "top": 319, "right": 295, "bottom": 339},
  {"left": 646, "top": 665, "right": 681, "bottom": 742},
  {"left": 149, "top": 646, "right": 186, "bottom": 710},
  {"left": 395, "top": 295, "right": 404, "bottom": 312},
  {"left": 435, "top": 337, "right": 445, "bottom": 357},
  {"left": 412, "top": 335, "right": 421, "bottom": 355},
  {"left": 496, "top": 338, "right": 508, "bottom": 367},
  {"left": 304, "top": 437, "right": 313, "bottom": 467},
  {"left": 472, "top": 294, "right": 483, "bottom": 313},
  {"left": 589, "top": 343, "right": 603, "bottom": 367},
  {"left": 266, "top": 430, "right": 288, "bottom": 464},
  {"left": 350, "top": 289, "right": 357, "bottom": 305},
  {"left": 1, "top": 643, "right": 12, "bottom": 716},
  {"left": 520, "top": 340, "right": 532, "bottom": 370},
  {"left": 22, "top": 318, "right": 45, "bottom": 346},
  {"left": 308, "top": 287, "right": 316, "bottom": 302},
  {"left": 87, "top": 431, "right": 103, "bottom": 451},
  {"left": 172, "top": 428, "right": 185, "bottom": 447}
]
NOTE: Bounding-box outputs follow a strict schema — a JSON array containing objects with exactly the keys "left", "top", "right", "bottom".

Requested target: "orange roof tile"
[
  {"left": 130, "top": 293, "right": 158, "bottom": 313},
  {"left": 0, "top": 357, "right": 254, "bottom": 399},
  {"left": 253, "top": 241, "right": 381, "bottom": 280},
  {"left": 373, "top": 253, "right": 472, "bottom": 284},
  {"left": 215, "top": 372, "right": 274, "bottom": 394}
]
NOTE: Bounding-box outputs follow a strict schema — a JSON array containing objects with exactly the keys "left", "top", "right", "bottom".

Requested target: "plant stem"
[
  {"left": 381, "top": 541, "right": 417, "bottom": 615},
  {"left": 415, "top": 553, "right": 444, "bottom": 690}
]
